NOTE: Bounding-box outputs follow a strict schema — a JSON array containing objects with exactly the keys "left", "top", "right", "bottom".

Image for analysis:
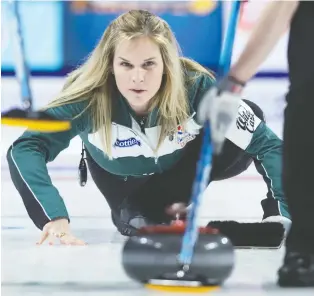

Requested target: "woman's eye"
[
  {"left": 121, "top": 62, "right": 132, "bottom": 67},
  {"left": 143, "top": 61, "right": 155, "bottom": 67}
]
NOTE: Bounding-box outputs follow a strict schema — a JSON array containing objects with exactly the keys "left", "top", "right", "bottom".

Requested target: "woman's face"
[{"left": 113, "top": 36, "right": 164, "bottom": 114}]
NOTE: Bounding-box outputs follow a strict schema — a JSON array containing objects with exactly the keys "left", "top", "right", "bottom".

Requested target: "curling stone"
[{"left": 122, "top": 224, "right": 234, "bottom": 292}]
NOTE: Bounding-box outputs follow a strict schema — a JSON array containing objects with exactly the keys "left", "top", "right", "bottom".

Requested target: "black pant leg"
[
  {"left": 283, "top": 84, "right": 314, "bottom": 252},
  {"left": 85, "top": 151, "right": 149, "bottom": 213}
]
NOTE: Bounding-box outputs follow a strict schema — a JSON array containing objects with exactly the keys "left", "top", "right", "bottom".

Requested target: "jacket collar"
[{"left": 111, "top": 89, "right": 159, "bottom": 128}]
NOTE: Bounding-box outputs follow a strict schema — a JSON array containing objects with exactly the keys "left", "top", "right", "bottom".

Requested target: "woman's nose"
[{"left": 132, "top": 68, "right": 144, "bottom": 83}]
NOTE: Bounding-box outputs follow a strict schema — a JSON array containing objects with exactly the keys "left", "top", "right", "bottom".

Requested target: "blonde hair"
[{"left": 45, "top": 10, "right": 214, "bottom": 159}]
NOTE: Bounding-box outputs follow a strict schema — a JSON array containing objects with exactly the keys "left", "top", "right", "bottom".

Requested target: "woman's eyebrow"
[{"left": 118, "top": 57, "right": 156, "bottom": 62}]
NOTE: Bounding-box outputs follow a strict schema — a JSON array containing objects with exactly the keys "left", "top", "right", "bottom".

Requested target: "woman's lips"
[{"left": 130, "top": 89, "right": 146, "bottom": 94}]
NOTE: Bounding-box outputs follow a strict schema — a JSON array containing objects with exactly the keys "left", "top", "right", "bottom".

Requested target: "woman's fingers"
[
  {"left": 37, "top": 222, "right": 86, "bottom": 246},
  {"left": 36, "top": 230, "right": 49, "bottom": 245},
  {"left": 37, "top": 233, "right": 86, "bottom": 246},
  {"left": 48, "top": 234, "right": 56, "bottom": 245},
  {"left": 37, "top": 232, "right": 57, "bottom": 245},
  {"left": 60, "top": 234, "right": 87, "bottom": 246}
]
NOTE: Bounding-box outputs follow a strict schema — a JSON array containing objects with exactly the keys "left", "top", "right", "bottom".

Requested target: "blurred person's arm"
[{"left": 230, "top": 0, "right": 299, "bottom": 83}]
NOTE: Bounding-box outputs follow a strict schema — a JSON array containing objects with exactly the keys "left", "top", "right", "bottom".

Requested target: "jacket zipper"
[{"left": 137, "top": 120, "right": 160, "bottom": 165}]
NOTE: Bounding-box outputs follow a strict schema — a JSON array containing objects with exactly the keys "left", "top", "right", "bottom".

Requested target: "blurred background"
[
  {"left": 1, "top": 0, "right": 289, "bottom": 153},
  {"left": 2, "top": 0, "right": 289, "bottom": 75}
]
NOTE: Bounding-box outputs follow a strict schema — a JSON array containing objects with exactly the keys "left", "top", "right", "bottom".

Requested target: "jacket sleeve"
[
  {"left": 225, "top": 100, "right": 286, "bottom": 209},
  {"left": 192, "top": 75, "right": 287, "bottom": 215},
  {"left": 6, "top": 102, "right": 90, "bottom": 230}
]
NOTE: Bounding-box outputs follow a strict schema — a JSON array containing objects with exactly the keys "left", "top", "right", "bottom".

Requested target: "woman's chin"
[{"left": 128, "top": 101, "right": 150, "bottom": 114}]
